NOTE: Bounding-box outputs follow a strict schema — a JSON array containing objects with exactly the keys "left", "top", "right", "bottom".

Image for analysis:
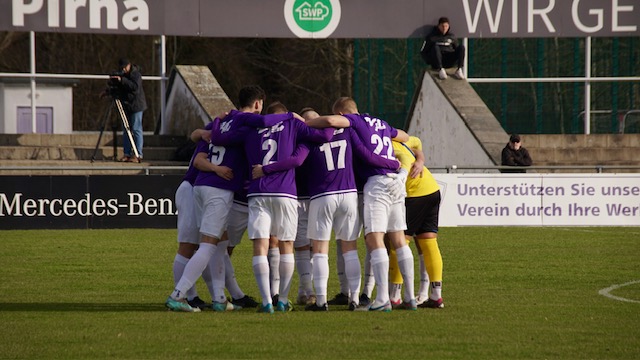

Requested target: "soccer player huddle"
[{"left": 166, "top": 85, "right": 444, "bottom": 313}]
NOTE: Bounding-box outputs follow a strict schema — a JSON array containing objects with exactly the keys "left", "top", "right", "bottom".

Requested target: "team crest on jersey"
[
  {"left": 258, "top": 122, "right": 285, "bottom": 137},
  {"left": 220, "top": 120, "right": 233, "bottom": 134},
  {"left": 364, "top": 116, "right": 386, "bottom": 131}
]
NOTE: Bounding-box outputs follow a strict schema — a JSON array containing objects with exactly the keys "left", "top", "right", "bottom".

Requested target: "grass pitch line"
[{"left": 598, "top": 280, "right": 640, "bottom": 303}]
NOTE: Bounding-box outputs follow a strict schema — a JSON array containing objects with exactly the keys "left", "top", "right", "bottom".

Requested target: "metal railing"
[
  {"left": 576, "top": 110, "right": 640, "bottom": 134},
  {"left": 1, "top": 164, "right": 639, "bottom": 175}
]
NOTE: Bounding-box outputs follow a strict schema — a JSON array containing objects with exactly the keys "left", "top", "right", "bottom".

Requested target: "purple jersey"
[
  {"left": 183, "top": 139, "right": 209, "bottom": 185},
  {"left": 182, "top": 121, "right": 215, "bottom": 185},
  {"left": 345, "top": 113, "right": 399, "bottom": 179},
  {"left": 306, "top": 127, "right": 399, "bottom": 199},
  {"left": 262, "top": 143, "right": 312, "bottom": 199},
  {"left": 199, "top": 111, "right": 290, "bottom": 192},
  {"left": 244, "top": 117, "right": 333, "bottom": 198}
]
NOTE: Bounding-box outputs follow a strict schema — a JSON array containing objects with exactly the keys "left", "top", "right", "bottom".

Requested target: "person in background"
[
  {"left": 420, "top": 17, "right": 466, "bottom": 80},
  {"left": 501, "top": 134, "right": 533, "bottom": 173},
  {"left": 108, "top": 57, "right": 147, "bottom": 163}
]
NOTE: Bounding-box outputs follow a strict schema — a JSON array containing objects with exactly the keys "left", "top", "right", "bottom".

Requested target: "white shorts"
[
  {"left": 226, "top": 202, "right": 248, "bottom": 247},
  {"left": 193, "top": 185, "right": 234, "bottom": 239},
  {"left": 308, "top": 192, "right": 360, "bottom": 241},
  {"left": 248, "top": 196, "right": 298, "bottom": 241},
  {"left": 175, "top": 181, "right": 199, "bottom": 244},
  {"left": 363, "top": 175, "right": 407, "bottom": 235},
  {"left": 295, "top": 199, "right": 310, "bottom": 247}
]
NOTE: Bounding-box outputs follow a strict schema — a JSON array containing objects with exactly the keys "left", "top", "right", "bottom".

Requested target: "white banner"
[{"left": 433, "top": 174, "right": 640, "bottom": 226}]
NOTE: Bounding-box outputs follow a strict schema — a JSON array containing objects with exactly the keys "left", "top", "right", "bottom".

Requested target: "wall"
[
  {"left": 0, "top": 83, "right": 73, "bottom": 134},
  {"left": 407, "top": 72, "right": 496, "bottom": 168}
]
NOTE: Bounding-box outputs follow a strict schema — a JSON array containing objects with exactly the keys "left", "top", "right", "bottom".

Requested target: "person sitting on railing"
[{"left": 501, "top": 134, "right": 533, "bottom": 173}]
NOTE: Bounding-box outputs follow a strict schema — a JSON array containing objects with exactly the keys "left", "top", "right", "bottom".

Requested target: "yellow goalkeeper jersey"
[{"left": 392, "top": 136, "right": 439, "bottom": 198}]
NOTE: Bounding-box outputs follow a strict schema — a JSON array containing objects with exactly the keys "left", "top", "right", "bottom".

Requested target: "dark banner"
[
  {"left": 0, "top": 0, "right": 638, "bottom": 38},
  {"left": 0, "top": 175, "right": 181, "bottom": 229}
]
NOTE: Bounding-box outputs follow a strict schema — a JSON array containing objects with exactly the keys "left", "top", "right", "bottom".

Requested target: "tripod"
[{"left": 91, "top": 98, "right": 140, "bottom": 162}]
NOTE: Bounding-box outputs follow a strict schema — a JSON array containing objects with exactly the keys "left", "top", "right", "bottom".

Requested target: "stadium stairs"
[
  {"left": 0, "top": 65, "right": 236, "bottom": 176},
  {"left": 0, "top": 133, "right": 189, "bottom": 175},
  {"left": 406, "top": 69, "right": 640, "bottom": 172}
]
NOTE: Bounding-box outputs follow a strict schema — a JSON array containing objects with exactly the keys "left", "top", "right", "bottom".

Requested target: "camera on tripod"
[{"left": 106, "top": 70, "right": 125, "bottom": 97}]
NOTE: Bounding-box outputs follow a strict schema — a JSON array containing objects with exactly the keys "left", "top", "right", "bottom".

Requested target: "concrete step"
[
  {"left": 0, "top": 159, "right": 188, "bottom": 176},
  {"left": 0, "top": 145, "right": 179, "bottom": 161},
  {"left": 0, "top": 133, "right": 189, "bottom": 147}
]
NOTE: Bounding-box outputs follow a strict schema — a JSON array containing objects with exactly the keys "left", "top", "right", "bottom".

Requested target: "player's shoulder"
[{"left": 407, "top": 136, "right": 422, "bottom": 148}]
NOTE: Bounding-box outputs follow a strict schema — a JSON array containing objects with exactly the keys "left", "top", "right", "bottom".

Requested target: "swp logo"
[{"left": 284, "top": 0, "right": 341, "bottom": 38}]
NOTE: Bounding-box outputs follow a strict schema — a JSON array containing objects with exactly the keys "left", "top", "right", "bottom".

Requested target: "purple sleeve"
[
  {"left": 389, "top": 126, "right": 398, "bottom": 139},
  {"left": 236, "top": 112, "right": 292, "bottom": 128},
  {"left": 349, "top": 129, "right": 398, "bottom": 170},
  {"left": 211, "top": 117, "right": 244, "bottom": 146},
  {"left": 262, "top": 143, "right": 311, "bottom": 174},
  {"left": 297, "top": 122, "right": 334, "bottom": 143}
]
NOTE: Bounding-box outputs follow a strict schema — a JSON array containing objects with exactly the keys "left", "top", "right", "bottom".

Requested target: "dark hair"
[
  {"left": 238, "top": 85, "right": 266, "bottom": 108},
  {"left": 266, "top": 101, "right": 288, "bottom": 114},
  {"left": 118, "top": 58, "right": 130, "bottom": 68},
  {"left": 438, "top": 17, "right": 449, "bottom": 25},
  {"left": 510, "top": 134, "right": 521, "bottom": 143}
]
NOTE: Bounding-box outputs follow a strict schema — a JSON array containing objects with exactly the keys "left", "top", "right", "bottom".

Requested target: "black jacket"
[
  {"left": 111, "top": 65, "right": 147, "bottom": 113},
  {"left": 422, "top": 26, "right": 459, "bottom": 54},
  {"left": 501, "top": 144, "right": 533, "bottom": 173}
]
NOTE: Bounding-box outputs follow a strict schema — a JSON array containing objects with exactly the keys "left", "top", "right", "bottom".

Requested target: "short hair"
[
  {"left": 300, "top": 107, "right": 319, "bottom": 121},
  {"left": 510, "top": 134, "right": 521, "bottom": 143},
  {"left": 118, "top": 57, "right": 130, "bottom": 68},
  {"left": 299, "top": 107, "right": 316, "bottom": 116},
  {"left": 332, "top": 97, "right": 358, "bottom": 115},
  {"left": 438, "top": 17, "right": 449, "bottom": 25},
  {"left": 266, "top": 101, "right": 288, "bottom": 115},
  {"left": 238, "top": 85, "right": 266, "bottom": 109}
]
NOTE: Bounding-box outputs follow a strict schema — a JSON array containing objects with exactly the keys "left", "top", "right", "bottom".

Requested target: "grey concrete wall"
[
  {"left": 161, "top": 65, "right": 235, "bottom": 135},
  {"left": 406, "top": 72, "right": 496, "bottom": 169}
]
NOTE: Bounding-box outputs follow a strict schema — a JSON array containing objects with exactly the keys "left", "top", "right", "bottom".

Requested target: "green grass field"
[{"left": 1, "top": 227, "right": 639, "bottom": 359}]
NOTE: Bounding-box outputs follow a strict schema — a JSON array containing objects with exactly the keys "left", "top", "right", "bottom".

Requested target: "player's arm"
[
  {"left": 393, "top": 129, "right": 410, "bottom": 142},
  {"left": 236, "top": 112, "right": 292, "bottom": 128},
  {"left": 351, "top": 130, "right": 400, "bottom": 170},
  {"left": 305, "top": 115, "right": 350, "bottom": 129},
  {"left": 190, "top": 119, "right": 217, "bottom": 143},
  {"left": 193, "top": 151, "right": 233, "bottom": 180},
  {"left": 211, "top": 117, "right": 246, "bottom": 146},
  {"left": 190, "top": 129, "right": 210, "bottom": 143},
  {"left": 409, "top": 145, "right": 425, "bottom": 179},
  {"left": 254, "top": 143, "right": 311, "bottom": 179},
  {"left": 298, "top": 122, "right": 334, "bottom": 143}
]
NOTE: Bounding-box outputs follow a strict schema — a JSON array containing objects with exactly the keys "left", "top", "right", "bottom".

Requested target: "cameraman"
[{"left": 106, "top": 58, "right": 147, "bottom": 163}]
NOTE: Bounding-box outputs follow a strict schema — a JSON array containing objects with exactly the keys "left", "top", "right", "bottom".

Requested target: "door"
[{"left": 17, "top": 107, "right": 54, "bottom": 134}]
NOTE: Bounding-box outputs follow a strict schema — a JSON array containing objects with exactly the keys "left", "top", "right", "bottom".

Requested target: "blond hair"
[{"left": 332, "top": 97, "right": 358, "bottom": 115}]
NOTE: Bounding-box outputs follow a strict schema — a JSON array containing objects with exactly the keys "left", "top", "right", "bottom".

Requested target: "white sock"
[
  {"left": 278, "top": 253, "right": 295, "bottom": 304},
  {"left": 312, "top": 253, "right": 329, "bottom": 305},
  {"left": 268, "top": 248, "right": 280, "bottom": 296},
  {"left": 224, "top": 252, "right": 244, "bottom": 300},
  {"left": 295, "top": 250, "right": 313, "bottom": 297},
  {"left": 361, "top": 250, "right": 375, "bottom": 298},
  {"left": 252, "top": 256, "right": 271, "bottom": 306},
  {"left": 369, "top": 248, "right": 389, "bottom": 305},
  {"left": 389, "top": 283, "right": 402, "bottom": 302},
  {"left": 173, "top": 254, "right": 198, "bottom": 300},
  {"left": 209, "top": 240, "right": 228, "bottom": 303},
  {"left": 172, "top": 243, "right": 216, "bottom": 299},
  {"left": 335, "top": 241, "right": 348, "bottom": 295},
  {"left": 200, "top": 261, "right": 215, "bottom": 300},
  {"left": 431, "top": 281, "right": 443, "bottom": 300},
  {"left": 418, "top": 254, "right": 429, "bottom": 298},
  {"left": 395, "top": 245, "right": 415, "bottom": 301},
  {"left": 343, "top": 250, "right": 361, "bottom": 304}
]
